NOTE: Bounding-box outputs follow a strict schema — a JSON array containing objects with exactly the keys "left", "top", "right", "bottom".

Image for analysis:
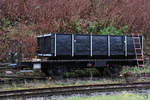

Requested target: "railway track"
[
  {"left": 0, "top": 75, "right": 47, "bottom": 85},
  {"left": 0, "top": 76, "right": 47, "bottom": 85},
  {"left": 0, "top": 67, "right": 16, "bottom": 70},
  {"left": 0, "top": 82, "right": 150, "bottom": 99},
  {"left": 0, "top": 75, "right": 46, "bottom": 79},
  {"left": 0, "top": 63, "right": 9, "bottom": 67}
]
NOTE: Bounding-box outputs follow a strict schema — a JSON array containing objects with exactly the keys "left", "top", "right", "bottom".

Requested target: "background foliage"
[{"left": 0, "top": 0, "right": 150, "bottom": 62}]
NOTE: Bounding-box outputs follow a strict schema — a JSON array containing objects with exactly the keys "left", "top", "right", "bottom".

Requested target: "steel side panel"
[
  {"left": 56, "top": 34, "right": 72, "bottom": 55},
  {"left": 110, "top": 36, "right": 125, "bottom": 55},
  {"left": 74, "top": 35, "right": 90, "bottom": 55},
  {"left": 92, "top": 36, "right": 108, "bottom": 55}
]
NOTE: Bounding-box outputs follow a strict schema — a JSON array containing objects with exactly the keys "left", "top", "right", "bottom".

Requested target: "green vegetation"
[
  {"left": 65, "top": 68, "right": 99, "bottom": 78},
  {"left": 87, "top": 21, "right": 99, "bottom": 33},
  {"left": 51, "top": 92, "right": 149, "bottom": 100},
  {"left": 70, "top": 19, "right": 128, "bottom": 35},
  {"left": 1, "top": 79, "right": 124, "bottom": 91},
  {"left": 98, "top": 24, "right": 128, "bottom": 35},
  {"left": 1, "top": 17, "right": 11, "bottom": 27},
  {"left": 121, "top": 65, "right": 150, "bottom": 76}
]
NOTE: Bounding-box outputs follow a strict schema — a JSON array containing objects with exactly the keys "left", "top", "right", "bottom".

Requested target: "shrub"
[
  {"left": 0, "top": 24, "right": 37, "bottom": 62},
  {"left": 1, "top": 17, "right": 11, "bottom": 27},
  {"left": 98, "top": 24, "right": 128, "bottom": 35},
  {"left": 101, "top": 0, "right": 150, "bottom": 37},
  {"left": 121, "top": 65, "right": 150, "bottom": 76}
]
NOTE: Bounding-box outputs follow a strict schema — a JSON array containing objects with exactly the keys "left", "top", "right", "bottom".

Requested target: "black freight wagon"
[
  {"left": 37, "top": 34, "right": 143, "bottom": 58},
  {"left": 30, "top": 33, "right": 144, "bottom": 78},
  {"left": 21, "top": 33, "right": 144, "bottom": 79}
]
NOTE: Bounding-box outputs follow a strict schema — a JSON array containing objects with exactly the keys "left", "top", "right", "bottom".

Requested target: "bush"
[
  {"left": 0, "top": 24, "right": 37, "bottom": 62},
  {"left": 98, "top": 25, "right": 128, "bottom": 35},
  {"left": 1, "top": 18, "right": 11, "bottom": 27},
  {"left": 121, "top": 65, "right": 150, "bottom": 76}
]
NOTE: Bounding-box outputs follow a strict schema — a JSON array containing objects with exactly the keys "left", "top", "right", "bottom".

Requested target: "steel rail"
[
  {"left": 0, "top": 82, "right": 150, "bottom": 98},
  {"left": 0, "top": 75, "right": 46, "bottom": 79},
  {"left": 0, "top": 67, "right": 17, "bottom": 70},
  {"left": 0, "top": 76, "right": 47, "bottom": 85},
  {"left": 0, "top": 63, "right": 10, "bottom": 67}
]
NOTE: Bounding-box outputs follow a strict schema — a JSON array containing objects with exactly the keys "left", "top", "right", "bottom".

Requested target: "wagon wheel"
[
  {"left": 48, "top": 66, "right": 66, "bottom": 80},
  {"left": 41, "top": 65, "right": 50, "bottom": 76},
  {"left": 106, "top": 65, "right": 121, "bottom": 77},
  {"left": 96, "top": 68, "right": 106, "bottom": 77}
]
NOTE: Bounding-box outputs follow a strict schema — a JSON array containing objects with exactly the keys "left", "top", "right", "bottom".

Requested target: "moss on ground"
[
  {"left": 53, "top": 92, "right": 150, "bottom": 100},
  {"left": 1, "top": 78, "right": 124, "bottom": 91}
]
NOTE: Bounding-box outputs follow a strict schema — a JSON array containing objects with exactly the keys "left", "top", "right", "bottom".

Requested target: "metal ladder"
[{"left": 132, "top": 33, "right": 147, "bottom": 79}]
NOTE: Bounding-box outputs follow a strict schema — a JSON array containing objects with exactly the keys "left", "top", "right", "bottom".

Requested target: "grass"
[
  {"left": 1, "top": 78, "right": 125, "bottom": 91},
  {"left": 121, "top": 65, "right": 150, "bottom": 76},
  {"left": 1, "top": 64, "right": 150, "bottom": 91},
  {"left": 52, "top": 92, "right": 150, "bottom": 100}
]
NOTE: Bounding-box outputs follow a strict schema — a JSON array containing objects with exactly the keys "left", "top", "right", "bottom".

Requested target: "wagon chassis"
[{"left": 21, "top": 58, "right": 138, "bottom": 79}]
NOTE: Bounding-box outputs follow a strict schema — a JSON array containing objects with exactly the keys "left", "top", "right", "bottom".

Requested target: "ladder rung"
[
  {"left": 133, "top": 39, "right": 140, "bottom": 42},
  {"left": 136, "top": 56, "right": 143, "bottom": 58},
  {"left": 136, "top": 53, "right": 143, "bottom": 57},
  {"left": 135, "top": 51, "right": 142, "bottom": 53},
  {"left": 133, "top": 37, "right": 140, "bottom": 39},
  {"left": 136, "top": 59, "right": 143, "bottom": 61},
  {"left": 134, "top": 43, "right": 141, "bottom": 44},
  {"left": 134, "top": 46, "right": 142, "bottom": 49},
  {"left": 136, "top": 54, "right": 142, "bottom": 56},
  {"left": 137, "top": 61, "right": 144, "bottom": 63},
  {"left": 137, "top": 59, "right": 144, "bottom": 61},
  {"left": 137, "top": 62, "right": 144, "bottom": 65},
  {"left": 134, "top": 46, "right": 141, "bottom": 48},
  {"left": 136, "top": 54, "right": 143, "bottom": 56},
  {"left": 139, "top": 65, "right": 145, "bottom": 67},
  {"left": 135, "top": 48, "right": 142, "bottom": 50},
  {"left": 136, "top": 57, "right": 143, "bottom": 60}
]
